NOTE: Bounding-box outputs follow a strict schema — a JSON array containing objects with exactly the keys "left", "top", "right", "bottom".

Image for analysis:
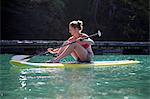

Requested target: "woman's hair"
[{"left": 69, "top": 20, "right": 83, "bottom": 30}]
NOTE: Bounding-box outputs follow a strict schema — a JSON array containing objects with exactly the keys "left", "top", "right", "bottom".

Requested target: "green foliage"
[
  {"left": 40, "top": 0, "right": 149, "bottom": 41},
  {"left": 2, "top": 0, "right": 149, "bottom": 41}
]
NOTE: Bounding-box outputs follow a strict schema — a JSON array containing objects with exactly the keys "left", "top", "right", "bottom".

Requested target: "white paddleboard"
[{"left": 10, "top": 60, "right": 140, "bottom": 68}]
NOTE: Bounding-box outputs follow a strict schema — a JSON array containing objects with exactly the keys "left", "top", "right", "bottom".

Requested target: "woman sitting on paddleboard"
[{"left": 47, "top": 20, "right": 94, "bottom": 63}]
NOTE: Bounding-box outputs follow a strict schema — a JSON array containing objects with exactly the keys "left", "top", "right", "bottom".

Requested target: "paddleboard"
[{"left": 10, "top": 60, "right": 140, "bottom": 68}]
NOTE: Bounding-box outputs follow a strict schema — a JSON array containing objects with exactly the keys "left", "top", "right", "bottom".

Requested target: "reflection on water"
[
  {"left": 18, "top": 68, "right": 94, "bottom": 99},
  {"left": 16, "top": 63, "right": 148, "bottom": 99},
  {"left": 64, "top": 69, "right": 94, "bottom": 99}
]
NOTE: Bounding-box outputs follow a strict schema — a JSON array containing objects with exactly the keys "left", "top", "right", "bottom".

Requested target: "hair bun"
[
  {"left": 69, "top": 20, "right": 83, "bottom": 31},
  {"left": 77, "top": 20, "right": 83, "bottom": 26}
]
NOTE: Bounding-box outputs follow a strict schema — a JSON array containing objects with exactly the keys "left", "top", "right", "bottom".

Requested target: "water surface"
[{"left": 0, "top": 54, "right": 149, "bottom": 99}]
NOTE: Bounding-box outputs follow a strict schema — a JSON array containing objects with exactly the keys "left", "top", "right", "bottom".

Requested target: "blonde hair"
[{"left": 69, "top": 20, "right": 83, "bottom": 31}]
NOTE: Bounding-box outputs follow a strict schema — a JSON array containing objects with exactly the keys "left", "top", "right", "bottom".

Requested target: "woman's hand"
[
  {"left": 47, "top": 48, "right": 58, "bottom": 54},
  {"left": 47, "top": 48, "right": 54, "bottom": 53}
]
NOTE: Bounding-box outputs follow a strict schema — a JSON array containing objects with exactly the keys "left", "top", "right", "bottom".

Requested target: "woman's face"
[{"left": 69, "top": 25, "right": 79, "bottom": 36}]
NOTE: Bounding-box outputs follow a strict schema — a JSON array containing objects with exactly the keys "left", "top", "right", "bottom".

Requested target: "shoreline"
[{"left": 0, "top": 40, "right": 149, "bottom": 55}]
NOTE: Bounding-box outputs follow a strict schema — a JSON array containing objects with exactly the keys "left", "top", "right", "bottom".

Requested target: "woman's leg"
[
  {"left": 71, "top": 51, "right": 78, "bottom": 60},
  {"left": 54, "top": 43, "right": 89, "bottom": 62},
  {"left": 56, "top": 41, "right": 69, "bottom": 56}
]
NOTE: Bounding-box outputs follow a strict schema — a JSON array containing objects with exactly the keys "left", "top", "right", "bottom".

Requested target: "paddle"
[
  {"left": 11, "top": 55, "right": 31, "bottom": 62},
  {"left": 20, "top": 30, "right": 102, "bottom": 61}
]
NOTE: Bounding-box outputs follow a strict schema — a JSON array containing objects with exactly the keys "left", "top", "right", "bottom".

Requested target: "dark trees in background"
[{"left": 1, "top": 0, "right": 149, "bottom": 41}]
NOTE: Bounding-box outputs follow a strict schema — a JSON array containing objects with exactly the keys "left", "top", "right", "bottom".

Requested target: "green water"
[{"left": 0, "top": 54, "right": 150, "bottom": 99}]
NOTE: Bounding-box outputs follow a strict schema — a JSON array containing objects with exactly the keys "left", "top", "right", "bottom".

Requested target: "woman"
[{"left": 47, "top": 20, "right": 94, "bottom": 63}]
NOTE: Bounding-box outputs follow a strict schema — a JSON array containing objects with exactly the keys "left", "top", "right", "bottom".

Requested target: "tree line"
[{"left": 1, "top": 0, "right": 149, "bottom": 41}]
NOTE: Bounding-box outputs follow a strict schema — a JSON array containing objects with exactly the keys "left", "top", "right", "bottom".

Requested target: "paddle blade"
[
  {"left": 21, "top": 55, "right": 33, "bottom": 60},
  {"left": 11, "top": 55, "right": 30, "bottom": 61}
]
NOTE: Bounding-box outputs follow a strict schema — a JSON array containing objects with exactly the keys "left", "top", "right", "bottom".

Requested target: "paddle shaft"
[
  {"left": 59, "top": 32, "right": 99, "bottom": 48},
  {"left": 22, "top": 31, "right": 101, "bottom": 60}
]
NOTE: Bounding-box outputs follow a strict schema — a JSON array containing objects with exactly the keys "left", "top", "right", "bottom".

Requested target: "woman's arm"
[
  {"left": 47, "top": 48, "right": 59, "bottom": 54},
  {"left": 55, "top": 40, "right": 71, "bottom": 56},
  {"left": 79, "top": 38, "right": 95, "bottom": 45}
]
